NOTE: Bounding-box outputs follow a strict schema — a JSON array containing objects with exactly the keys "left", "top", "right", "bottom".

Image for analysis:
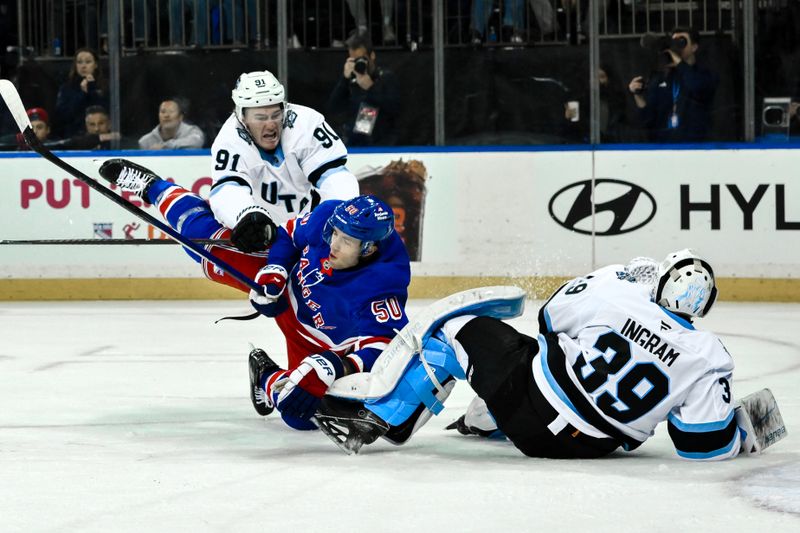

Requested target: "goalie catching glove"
[
  {"left": 231, "top": 206, "right": 277, "bottom": 253},
  {"left": 273, "top": 351, "right": 347, "bottom": 420}
]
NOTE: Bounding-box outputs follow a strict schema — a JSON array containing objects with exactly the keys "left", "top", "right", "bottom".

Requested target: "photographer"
[
  {"left": 628, "top": 28, "right": 718, "bottom": 143},
  {"left": 327, "top": 31, "right": 400, "bottom": 146}
]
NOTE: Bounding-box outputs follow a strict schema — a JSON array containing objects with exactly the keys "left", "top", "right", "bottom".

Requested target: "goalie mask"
[
  {"left": 323, "top": 195, "right": 395, "bottom": 256},
  {"left": 231, "top": 70, "right": 285, "bottom": 121},
  {"left": 655, "top": 248, "right": 718, "bottom": 319}
]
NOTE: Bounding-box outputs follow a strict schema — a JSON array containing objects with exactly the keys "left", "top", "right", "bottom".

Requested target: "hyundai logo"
[{"left": 548, "top": 179, "right": 657, "bottom": 236}]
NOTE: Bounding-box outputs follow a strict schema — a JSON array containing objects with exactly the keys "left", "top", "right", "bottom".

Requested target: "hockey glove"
[
  {"left": 275, "top": 351, "right": 345, "bottom": 420},
  {"left": 231, "top": 206, "right": 277, "bottom": 253},
  {"left": 250, "top": 264, "right": 288, "bottom": 304}
]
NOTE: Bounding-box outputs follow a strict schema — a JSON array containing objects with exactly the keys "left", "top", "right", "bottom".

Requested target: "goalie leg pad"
[
  {"left": 365, "top": 331, "right": 460, "bottom": 434},
  {"left": 327, "top": 286, "right": 526, "bottom": 401}
]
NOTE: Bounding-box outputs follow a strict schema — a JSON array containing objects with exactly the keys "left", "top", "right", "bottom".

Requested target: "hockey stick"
[
  {"left": 0, "top": 79, "right": 261, "bottom": 293},
  {"left": 0, "top": 238, "right": 230, "bottom": 245}
]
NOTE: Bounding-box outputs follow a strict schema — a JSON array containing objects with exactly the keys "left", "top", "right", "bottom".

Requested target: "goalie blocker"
[{"left": 735, "top": 388, "right": 787, "bottom": 455}]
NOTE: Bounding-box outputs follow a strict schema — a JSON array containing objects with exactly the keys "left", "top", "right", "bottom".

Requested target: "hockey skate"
[
  {"left": 249, "top": 348, "right": 279, "bottom": 416},
  {"left": 98, "top": 158, "right": 158, "bottom": 198},
  {"left": 314, "top": 396, "right": 390, "bottom": 455}
]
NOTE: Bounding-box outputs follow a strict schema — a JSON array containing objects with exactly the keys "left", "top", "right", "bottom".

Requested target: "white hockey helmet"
[
  {"left": 231, "top": 70, "right": 285, "bottom": 121},
  {"left": 655, "top": 248, "right": 718, "bottom": 319}
]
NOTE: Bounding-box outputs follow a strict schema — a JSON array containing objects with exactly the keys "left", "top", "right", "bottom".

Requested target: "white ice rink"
[{"left": 1, "top": 299, "right": 799, "bottom": 532}]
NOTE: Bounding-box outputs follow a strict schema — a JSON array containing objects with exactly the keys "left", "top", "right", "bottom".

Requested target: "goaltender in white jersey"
[
  {"left": 208, "top": 70, "right": 359, "bottom": 253},
  {"left": 534, "top": 257, "right": 736, "bottom": 458},
  {"left": 311, "top": 249, "right": 785, "bottom": 458}
]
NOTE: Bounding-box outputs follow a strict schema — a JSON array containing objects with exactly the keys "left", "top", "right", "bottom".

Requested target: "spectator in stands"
[
  {"left": 327, "top": 31, "right": 400, "bottom": 146},
  {"left": 54, "top": 48, "right": 108, "bottom": 138},
  {"left": 138, "top": 97, "right": 205, "bottom": 149},
  {"left": 565, "top": 66, "right": 628, "bottom": 143},
  {"left": 529, "top": 0, "right": 557, "bottom": 39},
  {"left": 345, "top": 0, "right": 396, "bottom": 44},
  {"left": 470, "top": 0, "right": 525, "bottom": 44},
  {"left": 11, "top": 105, "right": 122, "bottom": 150},
  {"left": 171, "top": 0, "right": 256, "bottom": 47},
  {"left": 61, "top": 105, "right": 120, "bottom": 150},
  {"left": 628, "top": 27, "right": 718, "bottom": 143},
  {"left": 222, "top": 0, "right": 258, "bottom": 45},
  {"left": 169, "top": 0, "right": 209, "bottom": 46},
  {"left": 26, "top": 107, "right": 51, "bottom": 142},
  {"left": 6, "top": 107, "right": 53, "bottom": 150}
]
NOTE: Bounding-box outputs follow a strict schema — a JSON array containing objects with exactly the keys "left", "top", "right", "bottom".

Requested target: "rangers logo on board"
[{"left": 93, "top": 223, "right": 113, "bottom": 239}]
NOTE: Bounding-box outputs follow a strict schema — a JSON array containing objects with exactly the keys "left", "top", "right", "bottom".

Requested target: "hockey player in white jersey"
[
  {"left": 314, "top": 249, "right": 784, "bottom": 458},
  {"left": 210, "top": 70, "right": 359, "bottom": 253}
]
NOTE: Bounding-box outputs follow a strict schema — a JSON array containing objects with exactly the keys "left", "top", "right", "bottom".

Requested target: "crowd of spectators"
[{"left": 2, "top": 1, "right": 795, "bottom": 149}]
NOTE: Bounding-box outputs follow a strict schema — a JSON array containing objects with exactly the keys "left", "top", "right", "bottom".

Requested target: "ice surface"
[{"left": 0, "top": 299, "right": 798, "bottom": 532}]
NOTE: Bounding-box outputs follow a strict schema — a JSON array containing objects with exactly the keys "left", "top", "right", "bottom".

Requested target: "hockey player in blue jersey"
[
  {"left": 311, "top": 250, "right": 785, "bottom": 458},
  {"left": 98, "top": 159, "right": 411, "bottom": 431},
  {"left": 247, "top": 195, "right": 411, "bottom": 428}
]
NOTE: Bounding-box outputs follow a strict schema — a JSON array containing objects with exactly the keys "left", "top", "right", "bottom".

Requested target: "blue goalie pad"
[
  {"left": 328, "top": 286, "right": 526, "bottom": 402},
  {"left": 365, "top": 331, "right": 462, "bottom": 426}
]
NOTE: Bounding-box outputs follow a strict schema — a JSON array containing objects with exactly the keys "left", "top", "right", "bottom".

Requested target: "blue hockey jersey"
[{"left": 266, "top": 200, "right": 411, "bottom": 372}]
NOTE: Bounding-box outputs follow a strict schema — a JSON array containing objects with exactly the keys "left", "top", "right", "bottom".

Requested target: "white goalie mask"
[
  {"left": 655, "top": 248, "right": 718, "bottom": 319},
  {"left": 231, "top": 70, "right": 285, "bottom": 121}
]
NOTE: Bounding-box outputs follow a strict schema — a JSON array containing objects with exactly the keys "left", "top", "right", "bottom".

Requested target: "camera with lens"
[
  {"left": 353, "top": 57, "right": 369, "bottom": 75},
  {"left": 640, "top": 33, "right": 688, "bottom": 66}
]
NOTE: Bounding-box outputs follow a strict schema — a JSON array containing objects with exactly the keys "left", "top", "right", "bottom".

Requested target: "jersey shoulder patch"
[{"left": 236, "top": 126, "right": 253, "bottom": 145}]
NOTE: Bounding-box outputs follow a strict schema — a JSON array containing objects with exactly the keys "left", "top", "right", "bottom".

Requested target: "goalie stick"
[{"left": 0, "top": 79, "right": 261, "bottom": 293}]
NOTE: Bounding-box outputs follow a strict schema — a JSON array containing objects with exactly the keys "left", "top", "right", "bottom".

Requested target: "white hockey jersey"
[
  {"left": 534, "top": 265, "right": 740, "bottom": 460},
  {"left": 208, "top": 104, "right": 359, "bottom": 228}
]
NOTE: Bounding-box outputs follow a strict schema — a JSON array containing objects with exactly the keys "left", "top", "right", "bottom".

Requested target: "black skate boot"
[
  {"left": 314, "top": 396, "right": 390, "bottom": 455},
  {"left": 98, "top": 158, "right": 158, "bottom": 199},
  {"left": 249, "top": 348, "right": 279, "bottom": 416}
]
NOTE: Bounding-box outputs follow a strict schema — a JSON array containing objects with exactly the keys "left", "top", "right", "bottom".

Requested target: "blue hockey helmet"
[{"left": 323, "top": 195, "right": 395, "bottom": 255}]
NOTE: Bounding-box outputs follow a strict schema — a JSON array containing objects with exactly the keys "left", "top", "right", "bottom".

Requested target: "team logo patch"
[
  {"left": 284, "top": 109, "right": 297, "bottom": 128},
  {"left": 321, "top": 258, "right": 333, "bottom": 275},
  {"left": 236, "top": 127, "right": 253, "bottom": 145},
  {"left": 373, "top": 207, "right": 391, "bottom": 221},
  {"left": 93, "top": 223, "right": 113, "bottom": 239}
]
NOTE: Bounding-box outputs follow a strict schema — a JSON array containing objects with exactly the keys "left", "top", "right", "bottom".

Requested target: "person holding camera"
[
  {"left": 628, "top": 28, "right": 718, "bottom": 143},
  {"left": 327, "top": 31, "right": 400, "bottom": 146}
]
